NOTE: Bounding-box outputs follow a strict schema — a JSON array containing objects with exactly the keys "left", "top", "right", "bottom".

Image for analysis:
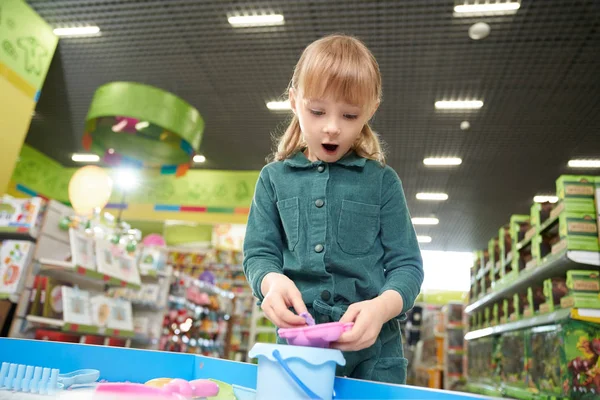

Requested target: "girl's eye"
[
  {"left": 344, "top": 114, "right": 358, "bottom": 120},
  {"left": 310, "top": 110, "right": 324, "bottom": 116}
]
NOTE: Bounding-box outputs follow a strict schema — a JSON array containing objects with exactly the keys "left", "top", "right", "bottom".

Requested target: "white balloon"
[{"left": 68, "top": 166, "right": 113, "bottom": 216}]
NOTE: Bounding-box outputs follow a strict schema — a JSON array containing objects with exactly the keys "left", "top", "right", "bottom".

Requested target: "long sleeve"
[
  {"left": 243, "top": 167, "right": 285, "bottom": 302},
  {"left": 378, "top": 167, "right": 424, "bottom": 317}
]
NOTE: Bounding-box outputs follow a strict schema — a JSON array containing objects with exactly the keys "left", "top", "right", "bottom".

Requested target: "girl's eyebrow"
[{"left": 306, "top": 98, "right": 362, "bottom": 111}]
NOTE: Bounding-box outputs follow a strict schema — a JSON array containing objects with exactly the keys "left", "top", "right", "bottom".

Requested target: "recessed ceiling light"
[
  {"left": 417, "top": 236, "right": 432, "bottom": 243},
  {"left": 412, "top": 218, "right": 440, "bottom": 225},
  {"left": 435, "top": 100, "right": 484, "bottom": 110},
  {"left": 266, "top": 100, "right": 291, "bottom": 111},
  {"left": 193, "top": 155, "right": 206, "bottom": 163},
  {"left": 423, "top": 157, "right": 462, "bottom": 166},
  {"left": 533, "top": 195, "right": 559, "bottom": 204},
  {"left": 416, "top": 193, "right": 449, "bottom": 201},
  {"left": 454, "top": 2, "right": 520, "bottom": 15},
  {"left": 460, "top": 121, "right": 470, "bottom": 130},
  {"left": 469, "top": 22, "right": 491, "bottom": 40},
  {"left": 72, "top": 153, "right": 100, "bottom": 163},
  {"left": 53, "top": 26, "right": 101, "bottom": 37},
  {"left": 568, "top": 159, "right": 600, "bottom": 168},
  {"left": 228, "top": 14, "right": 285, "bottom": 27}
]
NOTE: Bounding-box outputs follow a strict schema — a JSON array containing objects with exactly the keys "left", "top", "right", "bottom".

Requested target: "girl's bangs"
[{"left": 299, "top": 52, "right": 377, "bottom": 108}]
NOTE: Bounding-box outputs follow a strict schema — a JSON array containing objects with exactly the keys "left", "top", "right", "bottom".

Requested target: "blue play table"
[{"left": 0, "top": 338, "right": 493, "bottom": 399}]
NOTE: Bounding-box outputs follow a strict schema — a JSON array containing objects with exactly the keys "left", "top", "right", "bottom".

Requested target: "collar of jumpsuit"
[{"left": 283, "top": 150, "right": 367, "bottom": 169}]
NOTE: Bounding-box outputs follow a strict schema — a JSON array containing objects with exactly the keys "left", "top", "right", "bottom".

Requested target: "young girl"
[{"left": 243, "top": 34, "right": 424, "bottom": 384}]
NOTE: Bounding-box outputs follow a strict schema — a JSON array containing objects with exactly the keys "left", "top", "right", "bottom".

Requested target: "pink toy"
[
  {"left": 142, "top": 234, "right": 166, "bottom": 247},
  {"left": 95, "top": 379, "right": 219, "bottom": 399},
  {"left": 278, "top": 322, "right": 354, "bottom": 348}
]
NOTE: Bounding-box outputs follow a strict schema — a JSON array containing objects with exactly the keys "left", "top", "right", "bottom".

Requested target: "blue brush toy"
[{"left": 0, "top": 362, "right": 99, "bottom": 395}]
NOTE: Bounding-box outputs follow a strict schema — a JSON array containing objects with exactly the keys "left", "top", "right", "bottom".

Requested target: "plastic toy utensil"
[
  {"left": 299, "top": 312, "right": 315, "bottom": 326},
  {"left": 278, "top": 322, "right": 354, "bottom": 348}
]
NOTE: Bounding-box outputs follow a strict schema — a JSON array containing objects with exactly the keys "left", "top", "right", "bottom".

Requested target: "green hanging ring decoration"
[{"left": 82, "top": 82, "right": 204, "bottom": 177}]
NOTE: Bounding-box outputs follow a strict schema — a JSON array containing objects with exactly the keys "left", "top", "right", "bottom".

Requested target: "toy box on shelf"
[
  {"left": 527, "top": 318, "right": 600, "bottom": 399},
  {"left": 0, "top": 195, "right": 46, "bottom": 239},
  {"left": 0, "top": 240, "right": 35, "bottom": 301}
]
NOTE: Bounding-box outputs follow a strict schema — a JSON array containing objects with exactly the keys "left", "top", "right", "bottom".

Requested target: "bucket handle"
[{"left": 272, "top": 350, "right": 322, "bottom": 400}]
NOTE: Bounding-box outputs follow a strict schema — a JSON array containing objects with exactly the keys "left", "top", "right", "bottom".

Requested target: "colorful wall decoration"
[
  {"left": 0, "top": 0, "right": 59, "bottom": 196},
  {"left": 9, "top": 144, "right": 260, "bottom": 224}
]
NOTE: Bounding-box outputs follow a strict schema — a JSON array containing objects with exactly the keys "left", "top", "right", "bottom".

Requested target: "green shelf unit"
[
  {"left": 465, "top": 250, "right": 600, "bottom": 314},
  {"left": 0, "top": 226, "right": 37, "bottom": 241},
  {"left": 464, "top": 307, "right": 600, "bottom": 340},
  {"left": 26, "top": 315, "right": 135, "bottom": 339},
  {"left": 37, "top": 258, "right": 142, "bottom": 291}
]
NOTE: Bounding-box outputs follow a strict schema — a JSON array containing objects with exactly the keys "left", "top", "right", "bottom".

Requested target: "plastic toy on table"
[
  {"left": 97, "top": 378, "right": 219, "bottom": 399},
  {"left": 278, "top": 322, "right": 353, "bottom": 348},
  {"left": 0, "top": 362, "right": 99, "bottom": 394}
]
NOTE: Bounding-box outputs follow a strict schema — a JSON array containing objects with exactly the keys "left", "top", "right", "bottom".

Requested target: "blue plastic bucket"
[
  {"left": 249, "top": 343, "right": 346, "bottom": 400},
  {"left": 232, "top": 384, "right": 257, "bottom": 400}
]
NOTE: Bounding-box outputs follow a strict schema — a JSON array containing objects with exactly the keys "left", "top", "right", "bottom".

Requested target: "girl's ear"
[
  {"left": 289, "top": 88, "right": 297, "bottom": 115},
  {"left": 368, "top": 99, "right": 381, "bottom": 120}
]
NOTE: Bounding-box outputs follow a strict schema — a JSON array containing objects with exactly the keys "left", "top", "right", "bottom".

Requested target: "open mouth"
[{"left": 322, "top": 144, "right": 339, "bottom": 153}]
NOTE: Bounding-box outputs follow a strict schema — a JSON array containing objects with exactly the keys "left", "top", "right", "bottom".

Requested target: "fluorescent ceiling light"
[
  {"left": 435, "top": 100, "right": 483, "bottom": 110},
  {"left": 53, "top": 26, "right": 100, "bottom": 37},
  {"left": 417, "top": 236, "right": 432, "bottom": 243},
  {"left": 454, "top": 2, "right": 520, "bottom": 15},
  {"left": 266, "top": 100, "right": 291, "bottom": 111},
  {"left": 533, "top": 195, "right": 558, "bottom": 204},
  {"left": 424, "top": 157, "right": 463, "bottom": 166},
  {"left": 416, "top": 193, "right": 449, "bottom": 201},
  {"left": 412, "top": 218, "right": 440, "bottom": 225},
  {"left": 72, "top": 153, "right": 100, "bottom": 163},
  {"left": 568, "top": 159, "right": 600, "bottom": 168},
  {"left": 228, "top": 14, "right": 284, "bottom": 27},
  {"left": 193, "top": 155, "right": 206, "bottom": 163}
]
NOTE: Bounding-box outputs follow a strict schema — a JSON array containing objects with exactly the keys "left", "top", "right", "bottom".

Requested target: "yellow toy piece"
[{"left": 144, "top": 378, "right": 173, "bottom": 388}]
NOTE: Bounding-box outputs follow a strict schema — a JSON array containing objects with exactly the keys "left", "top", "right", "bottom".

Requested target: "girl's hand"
[
  {"left": 261, "top": 273, "right": 308, "bottom": 328},
  {"left": 332, "top": 291, "right": 403, "bottom": 351},
  {"left": 331, "top": 299, "right": 387, "bottom": 351}
]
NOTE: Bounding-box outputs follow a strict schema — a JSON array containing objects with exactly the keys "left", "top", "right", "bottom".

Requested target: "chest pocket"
[
  {"left": 277, "top": 197, "right": 299, "bottom": 251},
  {"left": 337, "top": 199, "right": 380, "bottom": 255}
]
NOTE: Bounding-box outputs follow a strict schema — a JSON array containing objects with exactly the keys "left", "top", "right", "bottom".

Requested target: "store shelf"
[
  {"left": 516, "top": 234, "right": 534, "bottom": 251},
  {"left": 140, "top": 269, "right": 169, "bottom": 283},
  {"left": 464, "top": 307, "right": 600, "bottom": 340},
  {"left": 131, "top": 301, "right": 165, "bottom": 312},
  {"left": 25, "top": 315, "right": 135, "bottom": 338},
  {"left": 132, "top": 333, "right": 158, "bottom": 346},
  {"left": 37, "top": 258, "right": 142, "bottom": 291},
  {"left": 465, "top": 250, "right": 600, "bottom": 314},
  {"left": 539, "top": 212, "right": 560, "bottom": 235},
  {"left": 0, "top": 226, "right": 37, "bottom": 241},
  {"left": 0, "top": 292, "right": 19, "bottom": 303},
  {"left": 465, "top": 383, "right": 503, "bottom": 398}
]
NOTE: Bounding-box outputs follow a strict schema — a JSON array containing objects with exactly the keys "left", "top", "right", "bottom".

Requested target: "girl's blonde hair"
[{"left": 274, "top": 34, "right": 385, "bottom": 164}]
